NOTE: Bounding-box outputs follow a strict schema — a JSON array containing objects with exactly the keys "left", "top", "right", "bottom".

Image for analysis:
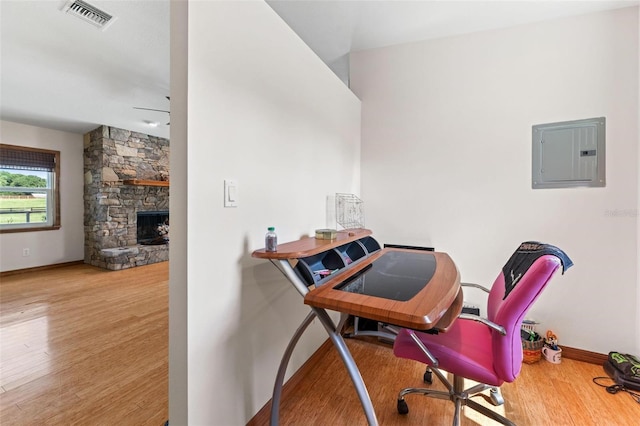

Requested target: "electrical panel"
[{"left": 532, "top": 117, "right": 605, "bottom": 189}]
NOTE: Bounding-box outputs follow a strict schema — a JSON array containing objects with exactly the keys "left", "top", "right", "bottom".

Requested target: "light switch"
[{"left": 224, "top": 179, "right": 238, "bottom": 207}]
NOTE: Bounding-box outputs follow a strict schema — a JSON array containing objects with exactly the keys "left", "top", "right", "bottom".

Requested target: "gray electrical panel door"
[{"left": 532, "top": 117, "right": 605, "bottom": 189}]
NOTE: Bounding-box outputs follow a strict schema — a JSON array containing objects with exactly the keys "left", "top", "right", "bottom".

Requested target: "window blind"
[{"left": 0, "top": 145, "right": 57, "bottom": 172}]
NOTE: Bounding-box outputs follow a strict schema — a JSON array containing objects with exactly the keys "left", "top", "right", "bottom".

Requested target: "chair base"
[{"left": 396, "top": 368, "right": 515, "bottom": 426}]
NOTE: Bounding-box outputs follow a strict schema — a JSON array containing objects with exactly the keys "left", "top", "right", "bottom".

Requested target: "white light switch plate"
[{"left": 224, "top": 179, "right": 238, "bottom": 207}]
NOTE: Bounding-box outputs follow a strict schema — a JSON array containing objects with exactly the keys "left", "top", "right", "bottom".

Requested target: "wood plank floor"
[
  {"left": 266, "top": 338, "right": 640, "bottom": 425},
  {"left": 0, "top": 263, "right": 168, "bottom": 425},
  {"left": 2, "top": 262, "right": 639, "bottom": 425}
]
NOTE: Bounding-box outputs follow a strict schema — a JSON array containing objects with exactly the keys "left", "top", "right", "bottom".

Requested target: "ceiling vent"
[{"left": 62, "top": 0, "right": 116, "bottom": 30}]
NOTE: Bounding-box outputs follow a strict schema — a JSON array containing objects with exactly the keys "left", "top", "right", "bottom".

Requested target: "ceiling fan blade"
[{"left": 134, "top": 107, "right": 170, "bottom": 113}]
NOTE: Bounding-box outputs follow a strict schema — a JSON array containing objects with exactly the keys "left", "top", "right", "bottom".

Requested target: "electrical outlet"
[{"left": 22, "top": 248, "right": 30, "bottom": 257}]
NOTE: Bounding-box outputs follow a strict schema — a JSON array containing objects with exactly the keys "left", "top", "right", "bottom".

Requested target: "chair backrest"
[{"left": 486, "top": 254, "right": 562, "bottom": 382}]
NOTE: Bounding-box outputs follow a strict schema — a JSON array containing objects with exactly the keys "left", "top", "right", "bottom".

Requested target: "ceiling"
[
  {"left": 1, "top": 1, "right": 637, "bottom": 140},
  {"left": 1, "top": 0, "right": 170, "bottom": 138}
]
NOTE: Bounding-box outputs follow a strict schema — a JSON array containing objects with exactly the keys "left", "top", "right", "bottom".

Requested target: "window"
[{"left": 0, "top": 144, "right": 60, "bottom": 233}]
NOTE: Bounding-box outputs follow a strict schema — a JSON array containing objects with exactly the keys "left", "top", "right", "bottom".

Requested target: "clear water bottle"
[{"left": 265, "top": 227, "right": 277, "bottom": 252}]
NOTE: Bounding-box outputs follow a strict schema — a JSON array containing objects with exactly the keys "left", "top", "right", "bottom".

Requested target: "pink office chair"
[{"left": 393, "top": 242, "right": 572, "bottom": 426}]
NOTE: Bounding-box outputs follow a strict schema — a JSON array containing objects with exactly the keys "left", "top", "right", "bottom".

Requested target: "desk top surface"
[
  {"left": 335, "top": 250, "right": 437, "bottom": 301},
  {"left": 251, "top": 228, "right": 372, "bottom": 260},
  {"left": 252, "top": 230, "right": 461, "bottom": 331},
  {"left": 305, "top": 248, "right": 461, "bottom": 331}
]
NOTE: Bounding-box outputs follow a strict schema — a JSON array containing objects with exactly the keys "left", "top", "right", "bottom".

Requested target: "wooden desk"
[
  {"left": 305, "top": 248, "right": 461, "bottom": 331},
  {"left": 252, "top": 230, "right": 462, "bottom": 425}
]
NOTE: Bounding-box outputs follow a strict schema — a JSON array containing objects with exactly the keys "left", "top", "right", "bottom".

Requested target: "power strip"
[{"left": 462, "top": 304, "right": 480, "bottom": 316}]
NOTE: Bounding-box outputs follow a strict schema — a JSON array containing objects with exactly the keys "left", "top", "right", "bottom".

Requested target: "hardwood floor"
[
  {"left": 263, "top": 338, "right": 640, "bottom": 426},
  {"left": 0, "top": 263, "right": 168, "bottom": 425},
  {"left": 2, "top": 263, "right": 638, "bottom": 425}
]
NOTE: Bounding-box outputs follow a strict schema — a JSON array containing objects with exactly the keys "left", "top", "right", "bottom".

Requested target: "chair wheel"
[
  {"left": 397, "top": 398, "right": 409, "bottom": 414},
  {"left": 490, "top": 388, "right": 504, "bottom": 406},
  {"left": 423, "top": 370, "right": 432, "bottom": 384}
]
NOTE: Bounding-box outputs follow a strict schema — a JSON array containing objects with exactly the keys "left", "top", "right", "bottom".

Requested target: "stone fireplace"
[{"left": 84, "top": 125, "right": 170, "bottom": 270}]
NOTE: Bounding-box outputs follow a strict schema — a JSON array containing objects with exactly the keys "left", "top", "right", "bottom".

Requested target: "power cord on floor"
[{"left": 592, "top": 376, "right": 640, "bottom": 403}]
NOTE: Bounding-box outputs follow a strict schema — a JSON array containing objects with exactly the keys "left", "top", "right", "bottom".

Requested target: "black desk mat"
[{"left": 334, "top": 251, "right": 436, "bottom": 301}]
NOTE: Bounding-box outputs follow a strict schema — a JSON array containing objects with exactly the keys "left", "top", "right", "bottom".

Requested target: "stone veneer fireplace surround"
[{"left": 84, "top": 125, "right": 170, "bottom": 270}]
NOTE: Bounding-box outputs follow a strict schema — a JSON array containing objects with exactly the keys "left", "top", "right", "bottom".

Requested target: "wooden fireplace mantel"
[{"left": 122, "top": 179, "right": 169, "bottom": 187}]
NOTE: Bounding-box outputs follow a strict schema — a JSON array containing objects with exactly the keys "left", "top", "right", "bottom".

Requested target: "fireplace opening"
[{"left": 137, "top": 211, "right": 169, "bottom": 245}]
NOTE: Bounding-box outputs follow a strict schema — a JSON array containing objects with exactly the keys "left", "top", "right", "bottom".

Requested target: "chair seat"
[{"left": 393, "top": 320, "right": 504, "bottom": 387}]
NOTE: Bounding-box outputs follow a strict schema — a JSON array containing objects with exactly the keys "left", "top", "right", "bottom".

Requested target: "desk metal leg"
[
  {"left": 270, "top": 311, "right": 317, "bottom": 426},
  {"left": 312, "top": 308, "right": 379, "bottom": 426},
  {"left": 269, "top": 259, "right": 378, "bottom": 425}
]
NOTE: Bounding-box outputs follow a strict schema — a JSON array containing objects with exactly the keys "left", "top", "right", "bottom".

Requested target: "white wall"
[
  {"left": 351, "top": 7, "right": 639, "bottom": 355},
  {"left": 170, "top": 1, "right": 361, "bottom": 424},
  {"left": 0, "top": 120, "right": 84, "bottom": 272},
  {"left": 168, "top": 1, "right": 188, "bottom": 422},
  {"left": 637, "top": 6, "right": 640, "bottom": 357}
]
